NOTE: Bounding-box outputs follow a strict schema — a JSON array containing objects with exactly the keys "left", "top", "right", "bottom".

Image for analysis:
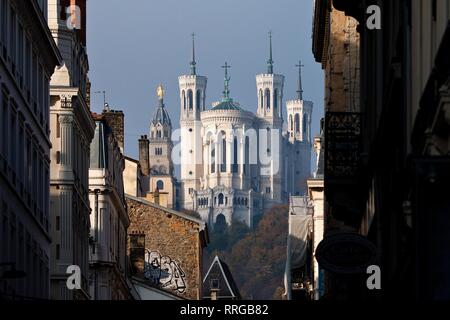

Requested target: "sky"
[{"left": 87, "top": 0, "right": 324, "bottom": 178}]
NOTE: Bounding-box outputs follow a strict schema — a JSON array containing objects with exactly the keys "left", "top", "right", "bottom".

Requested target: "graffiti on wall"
[{"left": 144, "top": 250, "right": 186, "bottom": 293}]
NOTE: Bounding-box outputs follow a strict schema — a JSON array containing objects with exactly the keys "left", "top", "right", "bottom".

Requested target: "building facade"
[
  {"left": 313, "top": 0, "right": 450, "bottom": 299},
  {"left": 48, "top": 0, "right": 94, "bottom": 299},
  {"left": 127, "top": 195, "right": 209, "bottom": 300},
  {"left": 88, "top": 112, "right": 131, "bottom": 300},
  {"left": 0, "top": 0, "right": 61, "bottom": 300},
  {"left": 136, "top": 36, "right": 313, "bottom": 230}
]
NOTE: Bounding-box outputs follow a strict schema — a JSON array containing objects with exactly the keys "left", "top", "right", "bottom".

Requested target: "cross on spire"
[
  {"left": 267, "top": 31, "right": 274, "bottom": 74},
  {"left": 296, "top": 60, "right": 304, "bottom": 100},
  {"left": 190, "top": 33, "right": 196, "bottom": 75},
  {"left": 222, "top": 62, "right": 231, "bottom": 100}
]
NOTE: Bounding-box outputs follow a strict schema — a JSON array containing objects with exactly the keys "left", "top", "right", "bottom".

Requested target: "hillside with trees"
[{"left": 203, "top": 205, "right": 289, "bottom": 300}]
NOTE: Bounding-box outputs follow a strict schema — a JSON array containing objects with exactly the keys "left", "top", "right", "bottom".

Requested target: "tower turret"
[{"left": 179, "top": 34, "right": 207, "bottom": 210}]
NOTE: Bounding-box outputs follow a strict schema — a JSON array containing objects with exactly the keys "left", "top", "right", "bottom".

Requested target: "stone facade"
[
  {"left": 126, "top": 195, "right": 208, "bottom": 300},
  {"left": 48, "top": 0, "right": 95, "bottom": 299}
]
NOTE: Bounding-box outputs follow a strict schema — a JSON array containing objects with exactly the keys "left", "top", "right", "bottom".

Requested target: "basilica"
[{"left": 134, "top": 35, "right": 313, "bottom": 230}]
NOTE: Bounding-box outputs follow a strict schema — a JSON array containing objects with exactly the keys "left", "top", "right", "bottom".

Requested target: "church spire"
[
  {"left": 267, "top": 31, "right": 274, "bottom": 74},
  {"left": 190, "top": 33, "right": 196, "bottom": 75},
  {"left": 221, "top": 62, "right": 231, "bottom": 101},
  {"left": 296, "top": 61, "right": 304, "bottom": 100}
]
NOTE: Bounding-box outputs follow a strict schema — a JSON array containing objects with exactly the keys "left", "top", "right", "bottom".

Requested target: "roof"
[
  {"left": 211, "top": 99, "right": 243, "bottom": 111},
  {"left": 203, "top": 256, "right": 241, "bottom": 299},
  {"left": 152, "top": 103, "right": 172, "bottom": 126}
]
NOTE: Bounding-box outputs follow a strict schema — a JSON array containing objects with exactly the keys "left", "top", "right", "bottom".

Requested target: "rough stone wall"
[
  {"left": 126, "top": 197, "right": 203, "bottom": 300},
  {"left": 325, "top": 7, "right": 360, "bottom": 113}
]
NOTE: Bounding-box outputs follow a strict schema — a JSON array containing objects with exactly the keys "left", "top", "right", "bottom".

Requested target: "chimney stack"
[
  {"left": 139, "top": 135, "right": 150, "bottom": 176},
  {"left": 102, "top": 109, "right": 125, "bottom": 153}
]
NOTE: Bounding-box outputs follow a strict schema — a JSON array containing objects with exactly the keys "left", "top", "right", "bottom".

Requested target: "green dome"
[{"left": 211, "top": 99, "right": 243, "bottom": 111}]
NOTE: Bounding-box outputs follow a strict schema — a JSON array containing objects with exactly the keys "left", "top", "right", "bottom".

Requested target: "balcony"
[{"left": 324, "top": 112, "right": 363, "bottom": 226}]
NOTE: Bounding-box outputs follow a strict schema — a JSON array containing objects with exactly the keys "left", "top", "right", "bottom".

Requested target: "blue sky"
[{"left": 87, "top": 0, "right": 324, "bottom": 177}]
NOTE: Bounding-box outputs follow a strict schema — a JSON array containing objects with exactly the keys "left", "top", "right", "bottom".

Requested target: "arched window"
[
  {"left": 196, "top": 90, "right": 201, "bottom": 110},
  {"left": 218, "top": 193, "right": 224, "bottom": 205},
  {"left": 221, "top": 133, "right": 226, "bottom": 173},
  {"left": 303, "top": 114, "right": 308, "bottom": 139},
  {"left": 210, "top": 144, "right": 215, "bottom": 174},
  {"left": 245, "top": 198, "right": 248, "bottom": 206},
  {"left": 215, "top": 214, "right": 227, "bottom": 233},
  {"left": 289, "top": 114, "right": 293, "bottom": 131},
  {"left": 182, "top": 90, "right": 186, "bottom": 110},
  {"left": 188, "top": 90, "right": 193, "bottom": 110},
  {"left": 265, "top": 89, "right": 271, "bottom": 110},
  {"left": 295, "top": 114, "right": 300, "bottom": 133},
  {"left": 156, "top": 180, "right": 164, "bottom": 190},
  {"left": 274, "top": 89, "right": 278, "bottom": 109},
  {"left": 244, "top": 136, "right": 249, "bottom": 175},
  {"left": 259, "top": 89, "right": 263, "bottom": 109},
  {"left": 232, "top": 137, "right": 238, "bottom": 173}
]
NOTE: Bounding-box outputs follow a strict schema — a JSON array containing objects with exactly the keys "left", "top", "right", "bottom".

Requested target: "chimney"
[
  {"left": 139, "top": 135, "right": 150, "bottom": 176},
  {"left": 129, "top": 232, "right": 145, "bottom": 276},
  {"left": 102, "top": 109, "right": 125, "bottom": 153}
]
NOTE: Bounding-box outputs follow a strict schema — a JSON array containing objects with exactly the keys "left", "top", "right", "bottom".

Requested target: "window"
[
  {"left": 274, "top": 89, "right": 278, "bottom": 109},
  {"left": 182, "top": 90, "right": 186, "bottom": 110},
  {"left": 232, "top": 137, "right": 238, "bottom": 173},
  {"left": 265, "top": 89, "right": 270, "bottom": 110},
  {"left": 289, "top": 115, "right": 293, "bottom": 131},
  {"left": 221, "top": 134, "right": 226, "bottom": 172},
  {"left": 303, "top": 114, "right": 308, "bottom": 139},
  {"left": 1, "top": 91, "right": 7, "bottom": 160},
  {"left": 10, "top": 108, "right": 17, "bottom": 170},
  {"left": 295, "top": 114, "right": 300, "bottom": 133},
  {"left": 266, "top": 187, "right": 271, "bottom": 194},
  {"left": 10, "top": 8, "right": 16, "bottom": 67},
  {"left": 188, "top": 90, "right": 193, "bottom": 110},
  {"left": 0, "top": 0, "right": 7, "bottom": 49},
  {"left": 218, "top": 193, "right": 224, "bottom": 205},
  {"left": 156, "top": 180, "right": 164, "bottom": 190},
  {"left": 196, "top": 90, "right": 201, "bottom": 110},
  {"left": 244, "top": 136, "right": 249, "bottom": 175},
  {"left": 18, "top": 24, "right": 24, "bottom": 85},
  {"left": 259, "top": 89, "right": 263, "bottom": 109},
  {"left": 210, "top": 145, "right": 215, "bottom": 174}
]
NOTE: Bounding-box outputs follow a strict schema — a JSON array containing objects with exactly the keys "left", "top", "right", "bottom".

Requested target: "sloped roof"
[{"left": 203, "top": 256, "right": 241, "bottom": 299}]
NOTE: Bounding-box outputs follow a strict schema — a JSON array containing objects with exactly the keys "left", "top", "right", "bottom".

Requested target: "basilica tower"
[
  {"left": 255, "top": 32, "right": 285, "bottom": 206},
  {"left": 285, "top": 61, "right": 313, "bottom": 196},
  {"left": 179, "top": 34, "right": 207, "bottom": 210}
]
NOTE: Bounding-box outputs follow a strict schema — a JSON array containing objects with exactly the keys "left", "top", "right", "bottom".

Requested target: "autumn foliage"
[{"left": 204, "top": 205, "right": 289, "bottom": 300}]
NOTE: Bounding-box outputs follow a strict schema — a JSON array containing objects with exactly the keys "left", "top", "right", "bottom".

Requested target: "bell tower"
[
  {"left": 285, "top": 61, "right": 313, "bottom": 196},
  {"left": 179, "top": 34, "right": 207, "bottom": 210},
  {"left": 256, "top": 31, "right": 285, "bottom": 126},
  {"left": 255, "top": 32, "right": 285, "bottom": 206}
]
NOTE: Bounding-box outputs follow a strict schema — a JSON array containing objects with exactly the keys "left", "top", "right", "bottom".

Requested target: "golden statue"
[{"left": 157, "top": 84, "right": 164, "bottom": 100}]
